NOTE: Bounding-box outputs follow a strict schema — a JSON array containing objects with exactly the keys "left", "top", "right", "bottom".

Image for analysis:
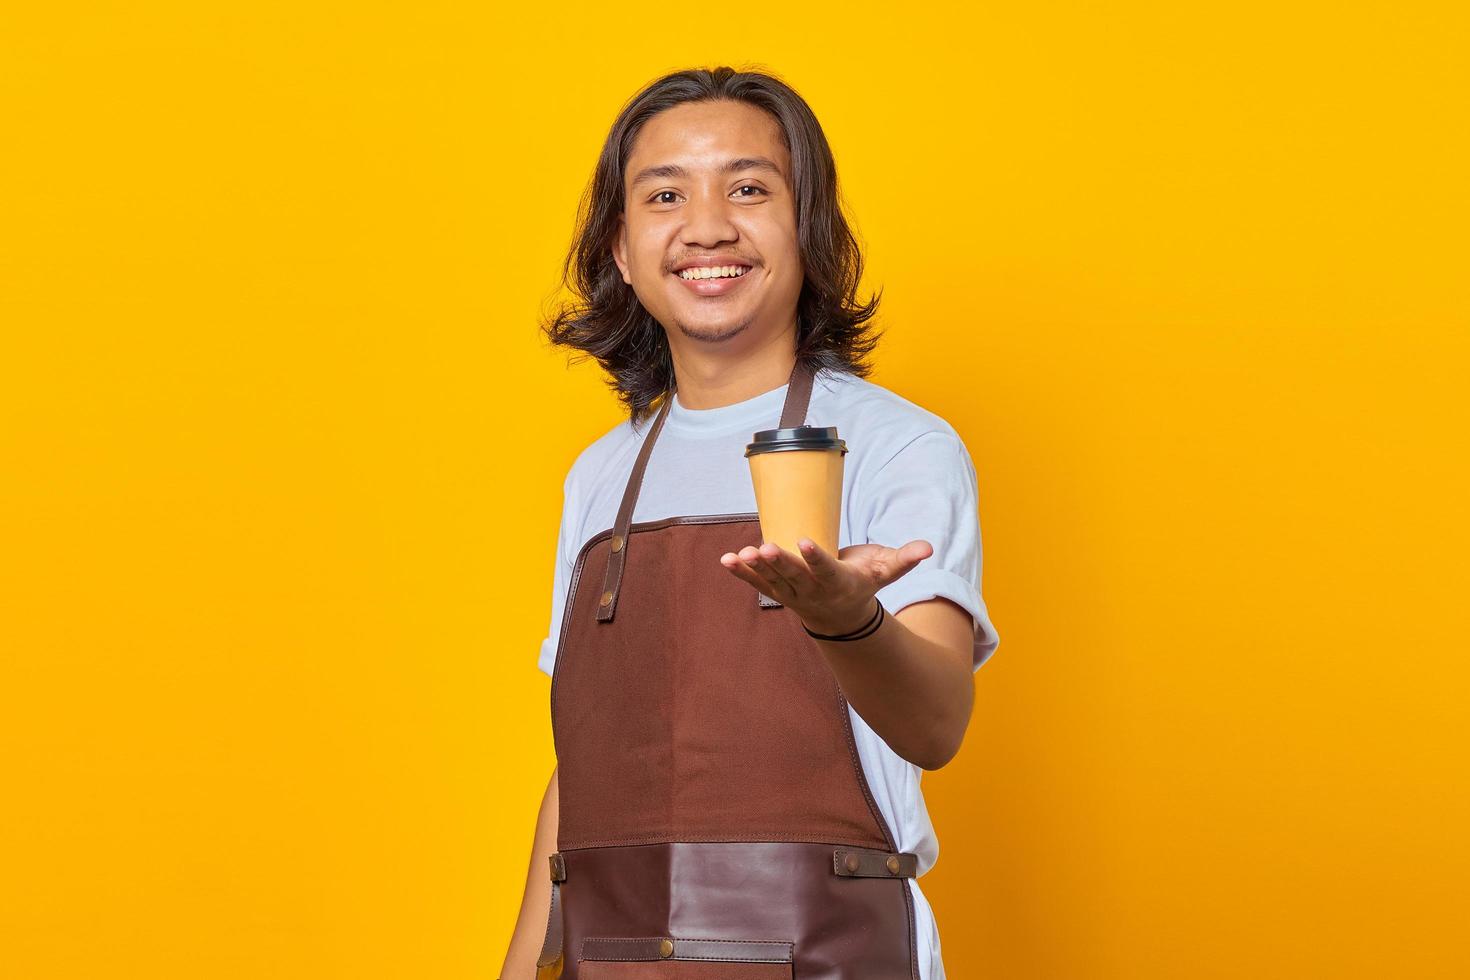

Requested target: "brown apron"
[{"left": 538, "top": 361, "right": 920, "bottom": 980}]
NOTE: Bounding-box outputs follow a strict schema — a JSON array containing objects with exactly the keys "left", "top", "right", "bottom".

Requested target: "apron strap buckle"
[{"left": 833, "top": 847, "right": 918, "bottom": 878}]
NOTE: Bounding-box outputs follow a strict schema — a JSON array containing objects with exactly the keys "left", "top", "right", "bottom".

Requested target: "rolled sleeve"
[{"left": 863, "top": 430, "right": 1000, "bottom": 671}]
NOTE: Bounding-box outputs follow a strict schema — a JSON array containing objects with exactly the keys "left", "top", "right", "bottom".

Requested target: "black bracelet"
[{"left": 803, "top": 598, "right": 885, "bottom": 642}]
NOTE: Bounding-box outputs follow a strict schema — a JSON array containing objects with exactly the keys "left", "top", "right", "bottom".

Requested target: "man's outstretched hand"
[{"left": 718, "top": 537, "right": 933, "bottom": 637}]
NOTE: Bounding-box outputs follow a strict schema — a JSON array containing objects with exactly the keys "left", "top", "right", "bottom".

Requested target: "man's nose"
[{"left": 679, "top": 189, "right": 740, "bottom": 248}]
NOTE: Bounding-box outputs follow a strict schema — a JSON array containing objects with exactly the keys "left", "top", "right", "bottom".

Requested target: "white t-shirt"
[{"left": 537, "top": 366, "right": 1000, "bottom": 980}]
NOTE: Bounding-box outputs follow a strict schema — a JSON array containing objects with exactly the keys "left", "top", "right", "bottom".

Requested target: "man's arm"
[
  {"left": 498, "top": 765, "right": 559, "bottom": 980},
  {"left": 809, "top": 595, "right": 975, "bottom": 771},
  {"left": 720, "top": 537, "right": 980, "bottom": 771},
  {"left": 720, "top": 426, "right": 992, "bottom": 770}
]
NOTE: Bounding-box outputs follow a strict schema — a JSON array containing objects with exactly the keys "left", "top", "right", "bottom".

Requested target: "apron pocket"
[{"left": 579, "top": 937, "right": 793, "bottom": 980}]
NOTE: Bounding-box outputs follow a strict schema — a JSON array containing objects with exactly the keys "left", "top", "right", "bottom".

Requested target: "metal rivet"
[
  {"left": 886, "top": 855, "right": 901, "bottom": 875},
  {"left": 844, "top": 853, "right": 860, "bottom": 873},
  {"left": 599, "top": 590, "right": 614, "bottom": 606},
  {"left": 610, "top": 534, "right": 624, "bottom": 553},
  {"left": 659, "top": 938, "right": 674, "bottom": 958}
]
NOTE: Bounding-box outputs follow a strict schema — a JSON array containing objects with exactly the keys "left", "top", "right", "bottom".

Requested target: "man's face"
[{"left": 613, "top": 99, "right": 803, "bottom": 347}]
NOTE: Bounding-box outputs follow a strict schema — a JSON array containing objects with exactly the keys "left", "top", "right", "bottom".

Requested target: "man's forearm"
[
  {"left": 809, "top": 599, "right": 974, "bottom": 770},
  {"left": 499, "top": 766, "right": 559, "bottom": 980}
]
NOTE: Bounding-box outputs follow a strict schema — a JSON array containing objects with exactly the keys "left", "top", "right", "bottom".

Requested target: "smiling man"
[{"left": 499, "top": 67, "right": 1000, "bottom": 980}]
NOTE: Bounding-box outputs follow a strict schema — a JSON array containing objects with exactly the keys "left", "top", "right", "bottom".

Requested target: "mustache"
[{"left": 667, "top": 258, "right": 758, "bottom": 271}]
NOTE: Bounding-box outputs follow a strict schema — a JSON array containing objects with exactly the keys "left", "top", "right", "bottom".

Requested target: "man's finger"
[
  {"left": 740, "top": 544, "right": 794, "bottom": 596},
  {"left": 797, "top": 538, "right": 841, "bottom": 580},
  {"left": 720, "top": 550, "right": 776, "bottom": 596},
  {"left": 755, "top": 542, "right": 804, "bottom": 595}
]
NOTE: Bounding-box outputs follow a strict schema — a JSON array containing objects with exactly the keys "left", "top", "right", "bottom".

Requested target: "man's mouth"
[
  {"left": 670, "top": 262, "right": 756, "bottom": 297},
  {"left": 675, "top": 265, "right": 751, "bottom": 280}
]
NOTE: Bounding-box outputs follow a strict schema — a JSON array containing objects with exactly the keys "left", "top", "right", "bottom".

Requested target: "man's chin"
[{"left": 673, "top": 314, "right": 753, "bottom": 344}]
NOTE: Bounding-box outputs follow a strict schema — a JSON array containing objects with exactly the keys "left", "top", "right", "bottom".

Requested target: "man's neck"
[{"left": 669, "top": 330, "right": 799, "bottom": 410}]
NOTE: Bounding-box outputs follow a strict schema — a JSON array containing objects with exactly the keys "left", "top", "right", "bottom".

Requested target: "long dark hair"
[{"left": 541, "top": 65, "right": 883, "bottom": 424}]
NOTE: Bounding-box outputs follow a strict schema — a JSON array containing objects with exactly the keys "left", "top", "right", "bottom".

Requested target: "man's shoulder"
[
  {"left": 562, "top": 413, "right": 641, "bottom": 495},
  {"left": 819, "top": 369, "right": 966, "bottom": 459}
]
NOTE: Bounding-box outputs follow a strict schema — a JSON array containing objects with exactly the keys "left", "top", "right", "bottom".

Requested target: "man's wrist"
[{"left": 801, "top": 596, "right": 883, "bottom": 640}]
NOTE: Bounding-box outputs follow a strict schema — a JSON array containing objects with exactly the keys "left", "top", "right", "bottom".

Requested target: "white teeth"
[{"left": 678, "top": 265, "right": 749, "bottom": 280}]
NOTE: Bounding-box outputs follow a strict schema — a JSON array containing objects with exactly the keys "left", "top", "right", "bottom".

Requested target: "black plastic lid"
[{"left": 744, "top": 425, "right": 848, "bottom": 457}]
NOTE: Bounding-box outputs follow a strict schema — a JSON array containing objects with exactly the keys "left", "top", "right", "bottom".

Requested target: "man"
[{"left": 500, "top": 66, "right": 1000, "bottom": 980}]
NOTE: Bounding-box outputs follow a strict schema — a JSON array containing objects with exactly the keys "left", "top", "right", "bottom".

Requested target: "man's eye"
[{"left": 734, "top": 185, "right": 767, "bottom": 198}]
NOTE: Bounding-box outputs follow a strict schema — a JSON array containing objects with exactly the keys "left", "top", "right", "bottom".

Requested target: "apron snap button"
[
  {"left": 599, "top": 590, "right": 614, "bottom": 606},
  {"left": 658, "top": 938, "right": 674, "bottom": 958},
  {"left": 886, "top": 855, "right": 901, "bottom": 875},
  {"left": 610, "top": 534, "right": 624, "bottom": 553},
  {"left": 844, "top": 853, "right": 860, "bottom": 873}
]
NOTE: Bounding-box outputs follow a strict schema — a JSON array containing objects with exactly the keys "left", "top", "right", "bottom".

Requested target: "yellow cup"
[{"left": 744, "top": 425, "right": 848, "bottom": 560}]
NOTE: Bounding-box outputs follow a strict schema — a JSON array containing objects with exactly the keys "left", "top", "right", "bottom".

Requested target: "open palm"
[{"left": 718, "top": 536, "right": 934, "bottom": 636}]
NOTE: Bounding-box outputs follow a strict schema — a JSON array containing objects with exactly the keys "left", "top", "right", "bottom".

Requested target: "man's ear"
[{"left": 611, "top": 214, "right": 632, "bottom": 285}]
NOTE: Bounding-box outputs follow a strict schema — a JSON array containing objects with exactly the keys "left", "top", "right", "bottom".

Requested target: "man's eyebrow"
[
  {"left": 721, "top": 157, "right": 784, "bottom": 179},
  {"left": 628, "top": 156, "right": 784, "bottom": 190}
]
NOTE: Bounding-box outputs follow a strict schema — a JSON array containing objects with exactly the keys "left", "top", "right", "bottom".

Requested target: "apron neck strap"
[{"left": 595, "top": 358, "right": 816, "bottom": 623}]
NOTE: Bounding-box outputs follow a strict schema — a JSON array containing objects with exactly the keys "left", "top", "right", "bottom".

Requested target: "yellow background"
[{"left": 3, "top": 3, "right": 1466, "bottom": 977}]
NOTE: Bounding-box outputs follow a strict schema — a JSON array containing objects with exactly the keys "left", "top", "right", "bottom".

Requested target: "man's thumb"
[{"left": 880, "top": 539, "right": 934, "bottom": 585}]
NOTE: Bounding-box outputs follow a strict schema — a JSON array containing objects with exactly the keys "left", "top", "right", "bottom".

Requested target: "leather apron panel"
[
  {"left": 580, "top": 966, "right": 789, "bottom": 980},
  {"left": 560, "top": 842, "right": 913, "bottom": 980}
]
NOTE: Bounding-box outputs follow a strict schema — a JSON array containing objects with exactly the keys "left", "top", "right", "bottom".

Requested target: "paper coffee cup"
[{"left": 744, "top": 425, "right": 848, "bottom": 560}]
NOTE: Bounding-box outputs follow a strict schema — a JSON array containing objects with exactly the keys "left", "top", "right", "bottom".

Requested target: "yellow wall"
[{"left": 3, "top": 3, "right": 1465, "bottom": 977}]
